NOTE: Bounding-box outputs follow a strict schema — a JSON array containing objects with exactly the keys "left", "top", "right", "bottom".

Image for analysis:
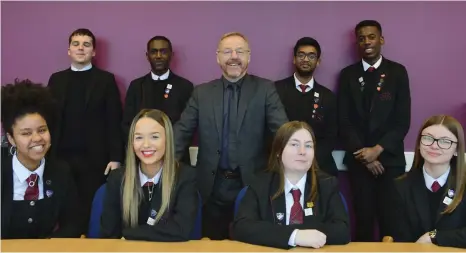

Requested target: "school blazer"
[
  {"left": 231, "top": 170, "right": 350, "bottom": 249},
  {"left": 337, "top": 57, "right": 411, "bottom": 168},
  {"left": 1, "top": 153, "right": 82, "bottom": 239},
  {"left": 100, "top": 163, "right": 199, "bottom": 241},
  {"left": 391, "top": 166, "right": 466, "bottom": 248}
]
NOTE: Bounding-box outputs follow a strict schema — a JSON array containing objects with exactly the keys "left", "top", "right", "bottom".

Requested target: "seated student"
[
  {"left": 1, "top": 79, "right": 81, "bottom": 239},
  {"left": 390, "top": 115, "right": 466, "bottom": 248},
  {"left": 100, "top": 109, "right": 198, "bottom": 241},
  {"left": 232, "top": 121, "right": 350, "bottom": 249}
]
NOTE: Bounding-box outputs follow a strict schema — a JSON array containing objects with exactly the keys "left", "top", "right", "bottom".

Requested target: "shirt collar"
[
  {"left": 423, "top": 165, "right": 450, "bottom": 191},
  {"left": 12, "top": 154, "right": 45, "bottom": 183},
  {"left": 71, "top": 63, "right": 92, "bottom": 71},
  {"left": 362, "top": 55, "right": 383, "bottom": 71},
  {"left": 139, "top": 165, "right": 163, "bottom": 187},
  {"left": 284, "top": 173, "right": 307, "bottom": 195},
  {"left": 151, "top": 69, "right": 170, "bottom": 81},
  {"left": 293, "top": 73, "right": 314, "bottom": 90}
]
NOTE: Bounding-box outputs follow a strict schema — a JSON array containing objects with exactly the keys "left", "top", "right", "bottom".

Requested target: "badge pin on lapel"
[
  {"left": 46, "top": 190, "right": 54, "bottom": 198},
  {"left": 46, "top": 180, "right": 52, "bottom": 185},
  {"left": 448, "top": 189, "right": 455, "bottom": 198},
  {"left": 307, "top": 202, "right": 314, "bottom": 208},
  {"left": 276, "top": 212, "right": 284, "bottom": 221}
]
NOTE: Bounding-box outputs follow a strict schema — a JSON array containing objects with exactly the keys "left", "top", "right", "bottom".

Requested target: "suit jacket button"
[
  {"left": 30, "top": 201, "right": 35, "bottom": 206},
  {"left": 28, "top": 218, "right": 33, "bottom": 223},
  {"left": 211, "top": 171, "right": 216, "bottom": 176},
  {"left": 216, "top": 150, "right": 220, "bottom": 155}
]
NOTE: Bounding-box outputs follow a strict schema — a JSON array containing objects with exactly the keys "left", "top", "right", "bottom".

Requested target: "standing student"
[
  {"left": 1, "top": 80, "right": 81, "bottom": 239},
  {"left": 337, "top": 20, "right": 411, "bottom": 241},
  {"left": 47, "top": 28, "right": 124, "bottom": 234},
  {"left": 174, "top": 32, "right": 288, "bottom": 240},
  {"left": 101, "top": 109, "right": 198, "bottom": 241},
  {"left": 390, "top": 115, "right": 466, "bottom": 249},
  {"left": 275, "top": 37, "right": 338, "bottom": 176},
  {"left": 232, "top": 121, "right": 350, "bottom": 249},
  {"left": 122, "top": 36, "right": 194, "bottom": 142}
]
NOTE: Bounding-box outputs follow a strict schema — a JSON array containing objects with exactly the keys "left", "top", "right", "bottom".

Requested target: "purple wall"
[{"left": 2, "top": 1, "right": 466, "bottom": 149}]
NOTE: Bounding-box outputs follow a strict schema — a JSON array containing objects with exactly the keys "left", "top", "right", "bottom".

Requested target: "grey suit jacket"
[{"left": 174, "top": 74, "right": 288, "bottom": 201}]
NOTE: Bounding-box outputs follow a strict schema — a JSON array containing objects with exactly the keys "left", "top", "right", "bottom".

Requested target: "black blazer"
[
  {"left": 275, "top": 77, "right": 338, "bottom": 176},
  {"left": 1, "top": 153, "right": 82, "bottom": 239},
  {"left": 174, "top": 74, "right": 288, "bottom": 202},
  {"left": 231, "top": 171, "right": 350, "bottom": 249},
  {"left": 337, "top": 57, "right": 411, "bottom": 168},
  {"left": 100, "top": 163, "right": 199, "bottom": 241},
  {"left": 122, "top": 71, "right": 194, "bottom": 143},
  {"left": 47, "top": 67, "right": 124, "bottom": 170},
  {"left": 391, "top": 166, "right": 466, "bottom": 248}
]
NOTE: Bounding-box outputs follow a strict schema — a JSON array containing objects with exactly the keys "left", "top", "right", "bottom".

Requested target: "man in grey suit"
[{"left": 174, "top": 32, "right": 288, "bottom": 240}]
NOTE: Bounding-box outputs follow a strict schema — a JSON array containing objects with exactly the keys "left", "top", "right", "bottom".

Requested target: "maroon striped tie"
[
  {"left": 289, "top": 189, "right": 303, "bottom": 225},
  {"left": 24, "top": 174, "right": 39, "bottom": 200}
]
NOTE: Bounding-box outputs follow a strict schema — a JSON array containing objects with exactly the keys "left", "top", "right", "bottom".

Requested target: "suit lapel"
[
  {"left": 435, "top": 174, "right": 456, "bottom": 225},
  {"left": 212, "top": 79, "right": 224, "bottom": 141},
  {"left": 369, "top": 59, "right": 389, "bottom": 131},
  {"left": 410, "top": 170, "right": 432, "bottom": 232},
  {"left": 236, "top": 75, "right": 256, "bottom": 135},
  {"left": 42, "top": 160, "right": 59, "bottom": 221},
  {"left": 303, "top": 172, "right": 318, "bottom": 225},
  {"left": 84, "top": 68, "right": 98, "bottom": 110},
  {"left": 350, "top": 63, "right": 366, "bottom": 117},
  {"left": 1, "top": 155, "right": 14, "bottom": 234},
  {"left": 269, "top": 174, "right": 286, "bottom": 226}
]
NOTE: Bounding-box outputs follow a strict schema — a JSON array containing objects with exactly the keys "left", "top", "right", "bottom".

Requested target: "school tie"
[
  {"left": 299, "top": 84, "right": 307, "bottom": 93},
  {"left": 289, "top": 189, "right": 303, "bottom": 225},
  {"left": 367, "top": 66, "right": 375, "bottom": 72},
  {"left": 144, "top": 181, "right": 154, "bottom": 187},
  {"left": 24, "top": 173, "right": 39, "bottom": 200},
  {"left": 431, "top": 181, "right": 441, "bottom": 193}
]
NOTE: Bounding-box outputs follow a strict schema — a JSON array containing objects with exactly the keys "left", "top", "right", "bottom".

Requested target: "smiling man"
[
  {"left": 173, "top": 32, "right": 288, "bottom": 240},
  {"left": 122, "top": 36, "right": 193, "bottom": 145},
  {"left": 47, "top": 28, "right": 124, "bottom": 234},
  {"left": 337, "top": 20, "right": 411, "bottom": 242}
]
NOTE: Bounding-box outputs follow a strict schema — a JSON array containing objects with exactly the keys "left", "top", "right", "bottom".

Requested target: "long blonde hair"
[
  {"left": 267, "top": 121, "right": 319, "bottom": 203},
  {"left": 122, "top": 109, "right": 178, "bottom": 227},
  {"left": 411, "top": 115, "right": 465, "bottom": 214}
]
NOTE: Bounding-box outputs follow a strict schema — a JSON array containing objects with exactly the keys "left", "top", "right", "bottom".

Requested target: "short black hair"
[
  {"left": 355, "top": 20, "right": 382, "bottom": 35},
  {"left": 69, "top": 28, "right": 97, "bottom": 49},
  {"left": 293, "top": 37, "right": 322, "bottom": 58},
  {"left": 1, "top": 79, "right": 56, "bottom": 136},
  {"left": 147, "top": 35, "right": 173, "bottom": 52}
]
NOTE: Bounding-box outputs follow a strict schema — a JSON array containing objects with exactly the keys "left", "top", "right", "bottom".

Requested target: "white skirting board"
[{"left": 188, "top": 146, "right": 416, "bottom": 172}]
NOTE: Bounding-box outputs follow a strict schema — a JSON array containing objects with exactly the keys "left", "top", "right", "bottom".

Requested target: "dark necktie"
[
  {"left": 431, "top": 181, "right": 441, "bottom": 193},
  {"left": 219, "top": 84, "right": 237, "bottom": 169},
  {"left": 299, "top": 84, "right": 307, "bottom": 93},
  {"left": 289, "top": 189, "right": 303, "bottom": 225},
  {"left": 24, "top": 174, "right": 39, "bottom": 200}
]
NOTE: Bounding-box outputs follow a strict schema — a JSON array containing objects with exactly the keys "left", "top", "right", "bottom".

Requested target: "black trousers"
[
  {"left": 59, "top": 150, "right": 106, "bottom": 235},
  {"left": 202, "top": 168, "right": 243, "bottom": 240},
  {"left": 348, "top": 161, "right": 405, "bottom": 242}
]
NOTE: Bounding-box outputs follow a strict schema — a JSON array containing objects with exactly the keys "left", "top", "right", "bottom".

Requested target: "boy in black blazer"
[{"left": 337, "top": 20, "right": 411, "bottom": 241}]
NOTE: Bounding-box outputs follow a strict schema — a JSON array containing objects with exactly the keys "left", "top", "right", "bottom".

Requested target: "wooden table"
[{"left": 1, "top": 239, "right": 464, "bottom": 252}]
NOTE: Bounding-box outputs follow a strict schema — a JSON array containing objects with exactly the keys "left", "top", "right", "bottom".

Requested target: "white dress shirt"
[
  {"left": 284, "top": 174, "right": 307, "bottom": 246},
  {"left": 12, "top": 154, "right": 45, "bottom": 201},
  {"left": 151, "top": 69, "right": 170, "bottom": 81},
  {"left": 423, "top": 166, "right": 450, "bottom": 192},
  {"left": 71, "top": 63, "right": 92, "bottom": 71},
  {"left": 138, "top": 166, "right": 163, "bottom": 187},
  {"left": 362, "top": 55, "right": 383, "bottom": 71},
  {"left": 293, "top": 73, "right": 314, "bottom": 93}
]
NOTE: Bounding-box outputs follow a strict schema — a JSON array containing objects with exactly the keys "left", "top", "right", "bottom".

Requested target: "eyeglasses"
[
  {"left": 420, "top": 135, "right": 458, "bottom": 150},
  {"left": 217, "top": 49, "right": 250, "bottom": 57},
  {"left": 296, "top": 52, "right": 318, "bottom": 61}
]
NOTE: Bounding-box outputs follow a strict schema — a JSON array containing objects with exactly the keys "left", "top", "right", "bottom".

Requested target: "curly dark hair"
[{"left": 1, "top": 79, "right": 56, "bottom": 136}]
